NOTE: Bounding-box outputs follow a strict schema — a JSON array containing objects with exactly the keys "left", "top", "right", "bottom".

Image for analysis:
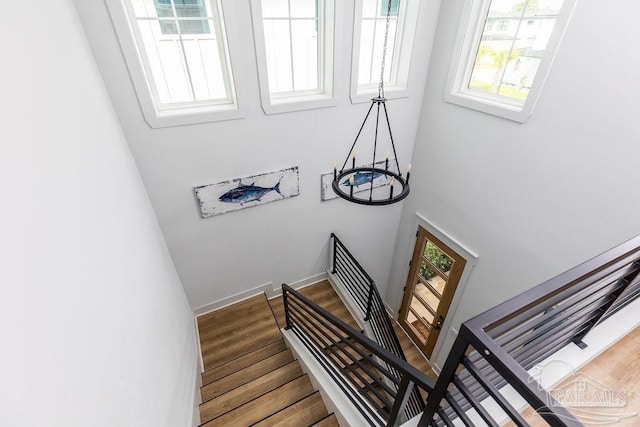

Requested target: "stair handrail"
[
  {"left": 330, "top": 233, "right": 424, "bottom": 418},
  {"left": 330, "top": 233, "right": 406, "bottom": 359},
  {"left": 283, "top": 283, "right": 435, "bottom": 426}
]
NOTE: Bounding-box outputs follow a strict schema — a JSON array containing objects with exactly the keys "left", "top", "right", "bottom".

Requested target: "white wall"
[
  {"left": 71, "top": 0, "right": 442, "bottom": 309},
  {"left": 0, "top": 2, "right": 198, "bottom": 426},
  {"left": 387, "top": 0, "right": 640, "bottom": 369}
]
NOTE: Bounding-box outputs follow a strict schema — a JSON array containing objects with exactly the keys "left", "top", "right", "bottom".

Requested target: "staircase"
[{"left": 196, "top": 293, "right": 339, "bottom": 427}]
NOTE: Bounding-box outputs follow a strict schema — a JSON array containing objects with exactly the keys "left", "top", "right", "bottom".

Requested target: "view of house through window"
[
  {"left": 260, "top": 0, "right": 326, "bottom": 97},
  {"left": 153, "top": 0, "right": 210, "bottom": 34},
  {"left": 128, "top": 0, "right": 235, "bottom": 107},
  {"left": 469, "top": 0, "right": 565, "bottom": 101}
]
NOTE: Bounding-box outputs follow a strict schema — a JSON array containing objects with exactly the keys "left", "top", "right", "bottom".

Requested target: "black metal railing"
[
  {"left": 419, "top": 234, "right": 640, "bottom": 426},
  {"left": 283, "top": 284, "right": 436, "bottom": 426},
  {"left": 330, "top": 233, "right": 424, "bottom": 418}
]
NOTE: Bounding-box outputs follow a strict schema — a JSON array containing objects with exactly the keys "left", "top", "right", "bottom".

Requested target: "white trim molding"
[
  {"left": 445, "top": 0, "right": 577, "bottom": 122},
  {"left": 105, "top": 0, "right": 247, "bottom": 127},
  {"left": 250, "top": 0, "right": 340, "bottom": 115},
  {"left": 403, "top": 212, "right": 479, "bottom": 365}
]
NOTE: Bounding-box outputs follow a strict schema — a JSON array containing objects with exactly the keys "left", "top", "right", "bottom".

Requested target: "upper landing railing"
[{"left": 419, "top": 234, "right": 640, "bottom": 426}]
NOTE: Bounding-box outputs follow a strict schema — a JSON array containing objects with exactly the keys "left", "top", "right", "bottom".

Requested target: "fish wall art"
[
  {"left": 320, "top": 159, "right": 392, "bottom": 201},
  {"left": 195, "top": 166, "right": 300, "bottom": 218}
]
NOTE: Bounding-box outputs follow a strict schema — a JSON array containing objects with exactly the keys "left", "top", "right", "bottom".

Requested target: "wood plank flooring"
[
  {"left": 197, "top": 294, "right": 281, "bottom": 370},
  {"left": 268, "top": 280, "right": 361, "bottom": 331},
  {"left": 196, "top": 280, "right": 440, "bottom": 426},
  {"left": 196, "top": 291, "right": 336, "bottom": 426},
  {"left": 510, "top": 326, "right": 640, "bottom": 426}
]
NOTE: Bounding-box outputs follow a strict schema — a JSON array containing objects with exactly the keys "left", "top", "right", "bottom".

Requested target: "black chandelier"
[{"left": 332, "top": 0, "right": 410, "bottom": 206}]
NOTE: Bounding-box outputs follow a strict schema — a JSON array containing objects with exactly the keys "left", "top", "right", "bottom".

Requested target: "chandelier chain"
[{"left": 378, "top": 0, "right": 393, "bottom": 98}]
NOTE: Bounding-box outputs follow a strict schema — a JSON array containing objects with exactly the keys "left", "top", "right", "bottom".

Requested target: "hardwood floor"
[
  {"left": 197, "top": 294, "right": 281, "bottom": 371},
  {"left": 268, "top": 280, "right": 361, "bottom": 331},
  {"left": 196, "top": 281, "right": 440, "bottom": 426},
  {"left": 196, "top": 292, "right": 336, "bottom": 426},
  {"left": 510, "top": 326, "right": 640, "bottom": 426},
  {"left": 393, "top": 321, "right": 438, "bottom": 381}
]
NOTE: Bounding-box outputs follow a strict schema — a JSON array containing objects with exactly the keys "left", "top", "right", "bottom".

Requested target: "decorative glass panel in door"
[{"left": 399, "top": 226, "right": 466, "bottom": 358}]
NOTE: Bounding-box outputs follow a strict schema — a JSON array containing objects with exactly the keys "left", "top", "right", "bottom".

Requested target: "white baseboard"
[
  {"left": 193, "top": 272, "right": 330, "bottom": 318},
  {"left": 269, "top": 272, "right": 329, "bottom": 298},
  {"left": 190, "top": 346, "right": 202, "bottom": 427},
  {"left": 192, "top": 281, "right": 274, "bottom": 317}
]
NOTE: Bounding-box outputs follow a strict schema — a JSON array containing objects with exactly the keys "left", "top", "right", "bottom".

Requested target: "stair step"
[
  {"left": 201, "top": 375, "right": 315, "bottom": 426},
  {"left": 201, "top": 339, "right": 287, "bottom": 386},
  {"left": 201, "top": 348, "right": 294, "bottom": 402},
  {"left": 199, "top": 361, "right": 303, "bottom": 424},
  {"left": 312, "top": 414, "right": 340, "bottom": 427},
  {"left": 251, "top": 391, "right": 328, "bottom": 427}
]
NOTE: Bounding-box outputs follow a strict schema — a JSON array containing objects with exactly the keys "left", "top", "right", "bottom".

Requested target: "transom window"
[
  {"left": 106, "top": 0, "right": 241, "bottom": 127},
  {"left": 251, "top": 0, "right": 335, "bottom": 114},
  {"left": 350, "top": 0, "right": 419, "bottom": 102},
  {"left": 446, "top": 0, "right": 577, "bottom": 122},
  {"left": 357, "top": 0, "right": 400, "bottom": 89}
]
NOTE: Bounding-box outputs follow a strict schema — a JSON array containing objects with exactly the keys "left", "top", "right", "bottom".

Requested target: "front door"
[{"left": 399, "top": 226, "right": 466, "bottom": 358}]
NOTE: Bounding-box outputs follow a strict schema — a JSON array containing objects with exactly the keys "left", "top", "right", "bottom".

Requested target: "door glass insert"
[
  {"left": 424, "top": 240, "right": 453, "bottom": 276},
  {"left": 400, "top": 226, "right": 467, "bottom": 358}
]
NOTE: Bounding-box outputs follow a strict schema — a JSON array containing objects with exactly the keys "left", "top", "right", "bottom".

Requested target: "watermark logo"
[{"left": 528, "top": 360, "right": 637, "bottom": 425}]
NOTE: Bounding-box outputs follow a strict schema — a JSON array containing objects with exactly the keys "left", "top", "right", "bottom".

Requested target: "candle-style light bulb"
[
  {"left": 389, "top": 177, "right": 395, "bottom": 199},
  {"left": 406, "top": 163, "right": 412, "bottom": 184},
  {"left": 349, "top": 175, "right": 355, "bottom": 197},
  {"left": 333, "top": 161, "right": 337, "bottom": 180},
  {"left": 385, "top": 151, "right": 390, "bottom": 170},
  {"left": 352, "top": 152, "right": 356, "bottom": 169}
]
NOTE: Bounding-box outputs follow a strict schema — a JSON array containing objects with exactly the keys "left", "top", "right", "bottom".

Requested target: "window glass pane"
[
  {"left": 132, "top": 0, "right": 160, "bottom": 17},
  {"left": 411, "top": 296, "right": 434, "bottom": 324},
  {"left": 174, "top": 0, "right": 209, "bottom": 17},
  {"left": 419, "top": 262, "right": 446, "bottom": 294},
  {"left": 407, "top": 310, "right": 427, "bottom": 343},
  {"left": 181, "top": 24, "right": 227, "bottom": 100},
  {"left": 424, "top": 240, "right": 453, "bottom": 275},
  {"left": 290, "top": 0, "right": 317, "bottom": 18},
  {"left": 263, "top": 20, "right": 293, "bottom": 93},
  {"left": 137, "top": 20, "right": 192, "bottom": 104},
  {"left": 290, "top": 20, "right": 319, "bottom": 91},
  {"left": 470, "top": 0, "right": 564, "bottom": 100},
  {"left": 415, "top": 281, "right": 440, "bottom": 311},
  {"left": 380, "top": 0, "right": 400, "bottom": 16},
  {"left": 362, "top": 0, "right": 379, "bottom": 18},
  {"left": 128, "top": 0, "right": 235, "bottom": 108},
  {"left": 261, "top": 0, "right": 289, "bottom": 18},
  {"left": 358, "top": 3, "right": 397, "bottom": 87}
]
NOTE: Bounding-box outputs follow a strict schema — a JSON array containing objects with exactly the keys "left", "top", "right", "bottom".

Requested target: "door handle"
[{"left": 433, "top": 315, "right": 444, "bottom": 330}]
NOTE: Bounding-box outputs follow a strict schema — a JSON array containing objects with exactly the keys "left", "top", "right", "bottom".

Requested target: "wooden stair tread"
[
  {"left": 311, "top": 414, "right": 340, "bottom": 427},
  {"left": 200, "top": 375, "right": 315, "bottom": 427},
  {"left": 251, "top": 391, "right": 328, "bottom": 427},
  {"left": 201, "top": 339, "right": 287, "bottom": 386},
  {"left": 198, "top": 294, "right": 282, "bottom": 370},
  {"left": 201, "top": 348, "right": 294, "bottom": 402},
  {"left": 199, "top": 361, "right": 303, "bottom": 424}
]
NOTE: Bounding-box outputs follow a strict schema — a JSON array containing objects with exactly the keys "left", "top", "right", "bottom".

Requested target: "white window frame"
[
  {"left": 106, "top": 0, "right": 246, "bottom": 128},
  {"left": 350, "top": 0, "right": 420, "bottom": 104},
  {"left": 445, "top": 0, "right": 577, "bottom": 123},
  {"left": 250, "top": 0, "right": 337, "bottom": 115}
]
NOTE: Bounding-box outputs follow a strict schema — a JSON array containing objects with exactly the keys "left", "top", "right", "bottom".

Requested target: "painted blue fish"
[
  {"left": 219, "top": 181, "right": 282, "bottom": 204},
  {"left": 341, "top": 171, "right": 383, "bottom": 187}
]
